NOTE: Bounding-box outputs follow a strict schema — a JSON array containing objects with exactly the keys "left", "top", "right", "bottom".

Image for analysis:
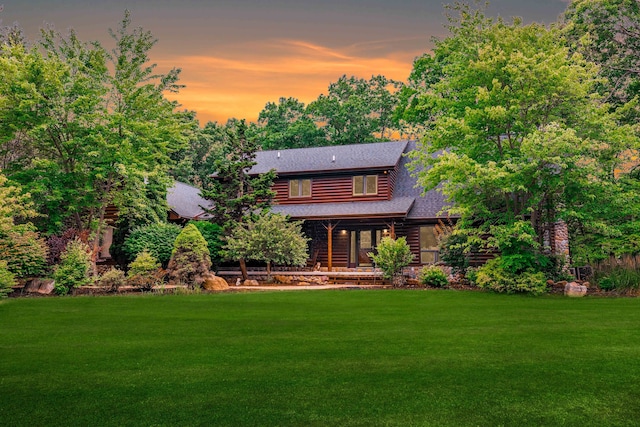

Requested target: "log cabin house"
[{"left": 249, "top": 140, "right": 453, "bottom": 270}]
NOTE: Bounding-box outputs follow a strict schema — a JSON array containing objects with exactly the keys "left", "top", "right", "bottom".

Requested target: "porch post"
[
  {"left": 390, "top": 221, "right": 396, "bottom": 239},
  {"left": 327, "top": 220, "right": 333, "bottom": 272}
]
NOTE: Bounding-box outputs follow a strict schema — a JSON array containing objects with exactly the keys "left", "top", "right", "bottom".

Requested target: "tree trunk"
[
  {"left": 239, "top": 258, "right": 248, "bottom": 281},
  {"left": 266, "top": 261, "right": 271, "bottom": 282}
]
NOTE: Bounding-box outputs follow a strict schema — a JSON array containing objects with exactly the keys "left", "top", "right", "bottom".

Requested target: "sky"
[{"left": 2, "top": 0, "right": 571, "bottom": 124}]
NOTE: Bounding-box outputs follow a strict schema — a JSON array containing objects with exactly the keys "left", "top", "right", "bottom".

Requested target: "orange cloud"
[{"left": 160, "top": 38, "right": 426, "bottom": 125}]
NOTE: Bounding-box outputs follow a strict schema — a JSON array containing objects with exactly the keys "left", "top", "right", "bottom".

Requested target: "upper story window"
[
  {"left": 353, "top": 175, "right": 378, "bottom": 196},
  {"left": 289, "top": 179, "right": 311, "bottom": 198}
]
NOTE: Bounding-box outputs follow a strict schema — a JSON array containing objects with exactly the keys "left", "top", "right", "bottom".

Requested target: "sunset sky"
[{"left": 3, "top": 1, "right": 570, "bottom": 124}]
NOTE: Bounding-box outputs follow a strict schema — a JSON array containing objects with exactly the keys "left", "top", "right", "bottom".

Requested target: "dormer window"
[
  {"left": 353, "top": 175, "right": 377, "bottom": 196},
  {"left": 289, "top": 179, "right": 311, "bottom": 198}
]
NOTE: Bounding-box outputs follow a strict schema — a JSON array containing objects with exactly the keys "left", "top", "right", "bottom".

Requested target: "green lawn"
[{"left": 2, "top": 291, "right": 640, "bottom": 426}]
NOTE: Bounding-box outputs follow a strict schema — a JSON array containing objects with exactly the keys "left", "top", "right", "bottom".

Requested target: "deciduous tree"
[{"left": 224, "top": 213, "right": 309, "bottom": 280}]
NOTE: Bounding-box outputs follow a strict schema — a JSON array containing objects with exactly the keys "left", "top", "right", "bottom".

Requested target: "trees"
[
  {"left": 562, "top": 0, "right": 640, "bottom": 120},
  {"left": 251, "top": 97, "right": 325, "bottom": 150},
  {"left": 200, "top": 119, "right": 276, "bottom": 279},
  {"left": 0, "top": 11, "right": 192, "bottom": 274},
  {"left": 308, "top": 75, "right": 402, "bottom": 145},
  {"left": 224, "top": 213, "right": 309, "bottom": 279},
  {"left": 407, "top": 3, "right": 639, "bottom": 266}
]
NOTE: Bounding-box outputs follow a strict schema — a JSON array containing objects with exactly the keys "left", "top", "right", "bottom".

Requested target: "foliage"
[
  {"left": 170, "top": 120, "right": 225, "bottom": 187},
  {"left": 46, "top": 228, "right": 85, "bottom": 266},
  {"left": 368, "top": 237, "right": 414, "bottom": 284},
  {"left": 0, "top": 224, "right": 48, "bottom": 278},
  {"left": 53, "top": 239, "right": 92, "bottom": 295},
  {"left": 251, "top": 97, "right": 326, "bottom": 150},
  {"left": 476, "top": 258, "right": 548, "bottom": 295},
  {"left": 127, "top": 250, "right": 162, "bottom": 291},
  {"left": 98, "top": 268, "right": 126, "bottom": 292},
  {"left": 224, "top": 213, "right": 309, "bottom": 277},
  {"left": 167, "top": 223, "right": 211, "bottom": 288},
  {"left": 307, "top": 75, "right": 402, "bottom": 144},
  {"left": 438, "top": 229, "right": 470, "bottom": 273},
  {"left": 594, "top": 267, "right": 640, "bottom": 293},
  {"left": 189, "top": 221, "right": 224, "bottom": 270},
  {"left": 0, "top": 11, "right": 191, "bottom": 253},
  {"left": 406, "top": 2, "right": 640, "bottom": 266},
  {"left": 122, "top": 222, "right": 182, "bottom": 267},
  {"left": 419, "top": 265, "right": 449, "bottom": 288},
  {"left": 0, "top": 260, "right": 15, "bottom": 298},
  {"left": 562, "top": 0, "right": 640, "bottom": 120},
  {"left": 200, "top": 119, "right": 276, "bottom": 228}
]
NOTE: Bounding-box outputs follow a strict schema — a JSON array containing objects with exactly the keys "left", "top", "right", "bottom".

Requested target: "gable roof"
[
  {"left": 167, "top": 181, "right": 212, "bottom": 220},
  {"left": 249, "top": 140, "right": 409, "bottom": 175},
  {"left": 396, "top": 141, "right": 451, "bottom": 220}
]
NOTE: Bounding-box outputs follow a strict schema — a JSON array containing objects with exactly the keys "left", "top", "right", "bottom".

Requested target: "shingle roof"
[
  {"left": 270, "top": 197, "right": 416, "bottom": 220},
  {"left": 249, "top": 141, "right": 409, "bottom": 175},
  {"left": 167, "top": 181, "right": 212, "bottom": 220},
  {"left": 396, "top": 141, "right": 452, "bottom": 219}
]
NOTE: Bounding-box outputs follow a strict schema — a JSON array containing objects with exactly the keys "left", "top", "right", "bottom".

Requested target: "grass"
[{"left": 2, "top": 290, "right": 640, "bottom": 426}]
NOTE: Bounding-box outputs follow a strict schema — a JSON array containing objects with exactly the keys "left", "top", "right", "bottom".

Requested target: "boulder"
[
  {"left": 273, "top": 275, "right": 293, "bottom": 284},
  {"left": 243, "top": 279, "right": 260, "bottom": 287},
  {"left": 24, "top": 278, "right": 55, "bottom": 295},
  {"left": 202, "top": 274, "right": 229, "bottom": 291},
  {"left": 297, "top": 281, "right": 312, "bottom": 286},
  {"left": 565, "top": 282, "right": 587, "bottom": 297}
]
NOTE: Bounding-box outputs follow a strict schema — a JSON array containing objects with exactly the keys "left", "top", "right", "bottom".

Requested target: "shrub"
[
  {"left": 167, "top": 224, "right": 211, "bottom": 289},
  {"left": 0, "top": 260, "right": 16, "bottom": 298},
  {"left": 465, "top": 266, "right": 478, "bottom": 286},
  {"left": 122, "top": 222, "right": 182, "bottom": 267},
  {"left": 189, "top": 220, "right": 225, "bottom": 269},
  {"left": 46, "top": 228, "right": 88, "bottom": 266},
  {"left": 419, "top": 265, "right": 449, "bottom": 288},
  {"left": 475, "top": 258, "right": 548, "bottom": 296},
  {"left": 98, "top": 268, "right": 126, "bottom": 292},
  {"left": 595, "top": 267, "right": 640, "bottom": 294},
  {"left": 369, "top": 237, "right": 414, "bottom": 286},
  {"left": 127, "top": 250, "right": 163, "bottom": 291},
  {"left": 0, "top": 224, "right": 48, "bottom": 278},
  {"left": 439, "top": 230, "right": 470, "bottom": 273},
  {"left": 53, "top": 239, "right": 92, "bottom": 295}
]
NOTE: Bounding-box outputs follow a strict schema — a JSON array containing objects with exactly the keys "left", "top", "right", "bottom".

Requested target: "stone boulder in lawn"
[
  {"left": 24, "top": 278, "right": 55, "bottom": 294},
  {"left": 243, "top": 279, "right": 260, "bottom": 286},
  {"left": 202, "top": 274, "right": 229, "bottom": 291},
  {"left": 565, "top": 282, "right": 587, "bottom": 297}
]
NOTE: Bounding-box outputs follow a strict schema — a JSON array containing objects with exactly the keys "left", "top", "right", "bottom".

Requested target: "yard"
[{"left": 2, "top": 290, "right": 639, "bottom": 426}]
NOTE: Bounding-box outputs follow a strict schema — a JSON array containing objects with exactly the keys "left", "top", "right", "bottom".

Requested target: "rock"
[
  {"left": 273, "top": 275, "right": 293, "bottom": 284},
  {"left": 565, "top": 282, "right": 587, "bottom": 297},
  {"left": 547, "top": 279, "right": 555, "bottom": 286},
  {"left": 202, "top": 274, "right": 229, "bottom": 291},
  {"left": 243, "top": 279, "right": 260, "bottom": 286},
  {"left": 24, "top": 278, "right": 55, "bottom": 294},
  {"left": 297, "top": 281, "right": 311, "bottom": 286},
  {"left": 582, "top": 282, "right": 591, "bottom": 288}
]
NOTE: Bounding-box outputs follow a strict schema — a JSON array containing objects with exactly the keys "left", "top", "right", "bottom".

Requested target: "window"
[
  {"left": 353, "top": 175, "right": 377, "bottom": 195},
  {"left": 420, "top": 225, "right": 439, "bottom": 264},
  {"left": 289, "top": 179, "right": 311, "bottom": 198}
]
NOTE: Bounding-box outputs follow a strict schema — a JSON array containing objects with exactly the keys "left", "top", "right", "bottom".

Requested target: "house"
[{"left": 248, "top": 140, "right": 453, "bottom": 270}]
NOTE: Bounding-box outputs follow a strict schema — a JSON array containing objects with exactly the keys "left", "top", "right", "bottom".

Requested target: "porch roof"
[{"left": 270, "top": 196, "right": 415, "bottom": 220}]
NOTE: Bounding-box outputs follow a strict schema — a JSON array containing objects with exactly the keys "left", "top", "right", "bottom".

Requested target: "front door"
[{"left": 349, "top": 229, "right": 382, "bottom": 267}]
